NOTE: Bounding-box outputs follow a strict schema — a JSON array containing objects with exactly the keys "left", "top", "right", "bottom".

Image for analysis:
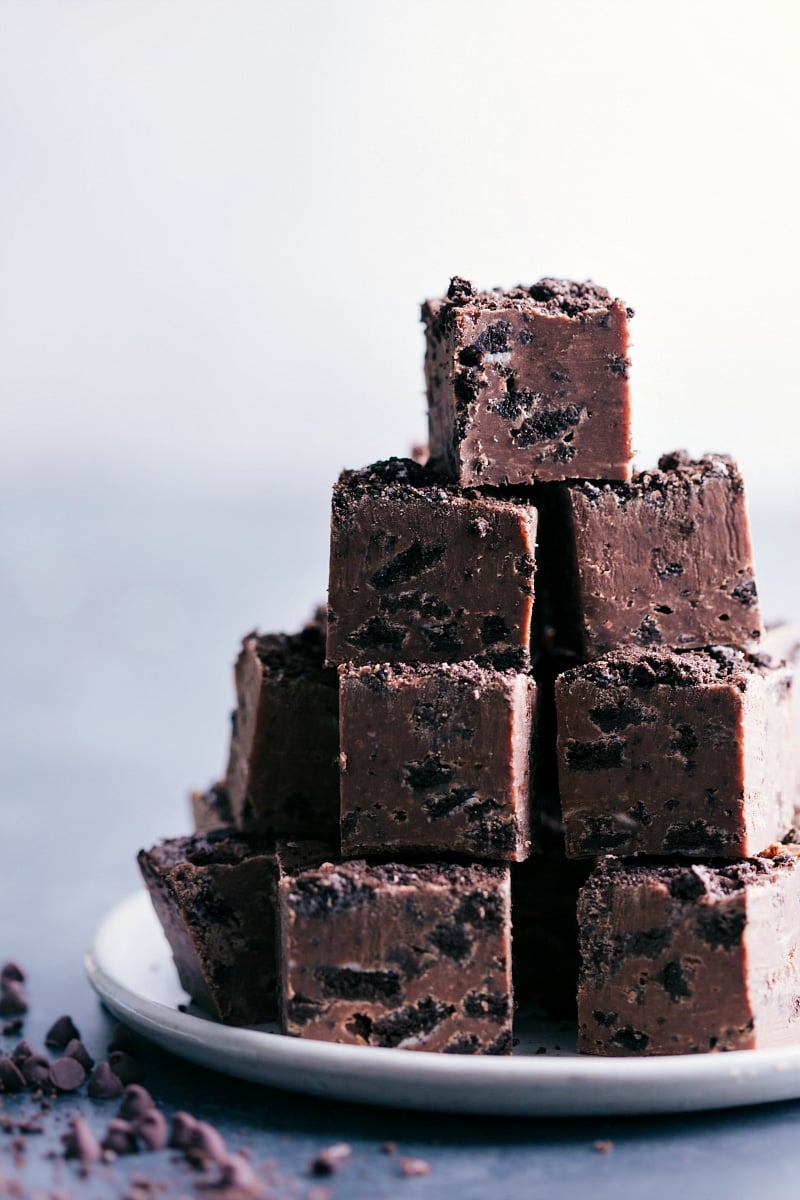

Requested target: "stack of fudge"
[{"left": 139, "top": 276, "right": 800, "bottom": 1057}]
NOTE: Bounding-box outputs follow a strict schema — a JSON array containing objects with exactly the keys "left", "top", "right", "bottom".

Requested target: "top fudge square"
[
  {"left": 422, "top": 277, "right": 633, "bottom": 487},
  {"left": 327, "top": 458, "right": 537, "bottom": 668}
]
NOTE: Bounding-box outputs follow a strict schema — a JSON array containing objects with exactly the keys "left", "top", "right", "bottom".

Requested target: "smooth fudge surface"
[
  {"left": 326, "top": 458, "right": 537, "bottom": 668},
  {"left": 280, "top": 859, "right": 513, "bottom": 1053},
  {"left": 422, "top": 277, "right": 633, "bottom": 487},
  {"left": 138, "top": 830, "right": 280, "bottom": 1025},
  {"left": 190, "top": 782, "right": 233, "bottom": 834},
  {"left": 561, "top": 451, "right": 762, "bottom": 657},
  {"left": 557, "top": 645, "right": 798, "bottom": 858},
  {"left": 578, "top": 852, "right": 800, "bottom": 1056},
  {"left": 224, "top": 622, "right": 339, "bottom": 840},
  {"left": 339, "top": 661, "right": 536, "bottom": 862}
]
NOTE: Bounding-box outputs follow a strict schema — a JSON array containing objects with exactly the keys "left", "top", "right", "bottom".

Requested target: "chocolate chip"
[
  {"left": 49, "top": 1056, "right": 86, "bottom": 1093},
  {"left": 593, "top": 1139, "right": 614, "bottom": 1154},
  {"left": 62, "top": 1116, "right": 101, "bottom": 1167},
  {"left": 1, "top": 1018, "right": 24, "bottom": 1036},
  {"left": 45, "top": 1015, "right": 81, "bottom": 1049},
  {"left": 168, "top": 1111, "right": 199, "bottom": 1150},
  {"left": 117, "top": 1084, "right": 155, "bottom": 1120},
  {"left": 107, "top": 1023, "right": 138, "bottom": 1055},
  {"left": 398, "top": 1156, "right": 431, "bottom": 1177},
  {"left": 210, "top": 1153, "right": 265, "bottom": 1195},
  {"left": 380, "top": 1141, "right": 398, "bottom": 1155},
  {"left": 101, "top": 1118, "right": 138, "bottom": 1155},
  {"left": 21, "top": 1054, "right": 51, "bottom": 1090},
  {"left": 63, "top": 1038, "right": 94, "bottom": 1071},
  {"left": 310, "top": 1143, "right": 352, "bottom": 1176},
  {"left": 187, "top": 1120, "right": 228, "bottom": 1166},
  {"left": 0, "top": 963, "right": 25, "bottom": 984},
  {"left": 87, "top": 1061, "right": 124, "bottom": 1099},
  {"left": 0, "top": 981, "right": 28, "bottom": 1017},
  {"left": 11, "top": 1039, "right": 34, "bottom": 1064},
  {"left": 108, "top": 1051, "right": 141, "bottom": 1085},
  {"left": 0, "top": 1057, "right": 25, "bottom": 1093},
  {"left": 132, "top": 1109, "right": 168, "bottom": 1151}
]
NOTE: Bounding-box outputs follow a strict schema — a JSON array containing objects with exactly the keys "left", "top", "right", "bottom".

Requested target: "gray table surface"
[{"left": 2, "top": 468, "right": 799, "bottom": 1199}]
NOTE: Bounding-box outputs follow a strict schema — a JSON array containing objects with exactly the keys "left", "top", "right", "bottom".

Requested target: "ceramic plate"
[{"left": 85, "top": 891, "right": 800, "bottom": 1117}]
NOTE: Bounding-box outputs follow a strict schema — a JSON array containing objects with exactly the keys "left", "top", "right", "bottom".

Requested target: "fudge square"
[
  {"left": 138, "top": 829, "right": 282, "bottom": 1025},
  {"left": 138, "top": 832, "right": 330, "bottom": 1026},
  {"left": 421, "top": 276, "right": 633, "bottom": 487},
  {"left": 557, "top": 644, "right": 798, "bottom": 859},
  {"left": 327, "top": 457, "right": 537, "bottom": 668},
  {"left": 339, "top": 661, "right": 536, "bottom": 862},
  {"left": 280, "top": 859, "right": 513, "bottom": 1053},
  {"left": 224, "top": 622, "right": 339, "bottom": 842},
  {"left": 560, "top": 451, "right": 763, "bottom": 657},
  {"left": 190, "top": 781, "right": 232, "bottom": 833},
  {"left": 578, "top": 850, "right": 800, "bottom": 1056}
]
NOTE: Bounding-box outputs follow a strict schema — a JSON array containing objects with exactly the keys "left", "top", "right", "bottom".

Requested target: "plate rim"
[{"left": 84, "top": 890, "right": 800, "bottom": 1117}]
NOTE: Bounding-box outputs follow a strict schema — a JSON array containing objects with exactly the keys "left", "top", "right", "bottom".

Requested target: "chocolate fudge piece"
[
  {"left": 557, "top": 451, "right": 762, "bottom": 657},
  {"left": 138, "top": 833, "right": 331, "bottom": 1026},
  {"left": 224, "top": 622, "right": 339, "bottom": 840},
  {"left": 422, "top": 277, "right": 633, "bottom": 487},
  {"left": 280, "top": 859, "right": 512, "bottom": 1053},
  {"left": 578, "top": 850, "right": 800, "bottom": 1055},
  {"left": 138, "top": 830, "right": 281, "bottom": 1025},
  {"left": 190, "top": 782, "right": 232, "bottom": 833},
  {"left": 339, "top": 662, "right": 536, "bottom": 862},
  {"left": 327, "top": 458, "right": 537, "bottom": 668},
  {"left": 557, "top": 644, "right": 797, "bottom": 858},
  {"left": 511, "top": 855, "right": 592, "bottom": 1018}
]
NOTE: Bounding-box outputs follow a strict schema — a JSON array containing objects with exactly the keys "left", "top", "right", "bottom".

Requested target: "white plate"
[{"left": 85, "top": 891, "right": 800, "bottom": 1117}]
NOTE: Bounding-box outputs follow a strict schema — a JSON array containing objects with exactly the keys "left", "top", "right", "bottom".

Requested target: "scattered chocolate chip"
[
  {"left": 2, "top": 1018, "right": 24, "bottom": 1037},
  {"left": 63, "top": 1038, "right": 94, "bottom": 1071},
  {"left": 87, "top": 1061, "right": 124, "bottom": 1100},
  {"left": 11, "top": 1040, "right": 34, "bottom": 1064},
  {"left": 117, "top": 1084, "right": 155, "bottom": 1120},
  {"left": 101, "top": 1118, "right": 138, "bottom": 1156},
  {"left": 205, "top": 1153, "right": 265, "bottom": 1195},
  {"left": 187, "top": 1120, "right": 229, "bottom": 1166},
  {"left": 20, "top": 1054, "right": 51, "bottom": 1090},
  {"left": 62, "top": 1115, "right": 101, "bottom": 1168},
  {"left": 49, "top": 1057, "right": 86, "bottom": 1093},
  {"left": 380, "top": 1141, "right": 398, "bottom": 1155},
  {"left": 108, "top": 1051, "right": 141, "bottom": 1085},
  {"left": 108, "top": 1023, "right": 138, "bottom": 1055},
  {"left": 132, "top": 1109, "right": 167, "bottom": 1152},
  {"left": 168, "top": 1111, "right": 199, "bottom": 1150},
  {"left": 44, "top": 1015, "right": 81, "bottom": 1049},
  {"left": 398, "top": 1156, "right": 431, "bottom": 1177},
  {"left": 0, "top": 962, "right": 25, "bottom": 984},
  {"left": 593, "top": 1139, "right": 614, "bottom": 1154},
  {"left": 0, "top": 982, "right": 28, "bottom": 1017},
  {"left": 310, "top": 1143, "right": 352, "bottom": 1176},
  {"left": 0, "top": 1057, "right": 25, "bottom": 1093}
]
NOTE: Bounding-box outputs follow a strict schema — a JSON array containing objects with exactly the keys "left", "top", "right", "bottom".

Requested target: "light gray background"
[{"left": 3, "top": 0, "right": 799, "bottom": 866}]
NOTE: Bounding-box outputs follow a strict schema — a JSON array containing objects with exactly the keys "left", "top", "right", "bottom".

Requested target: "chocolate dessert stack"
[{"left": 139, "top": 275, "right": 799, "bottom": 1058}]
